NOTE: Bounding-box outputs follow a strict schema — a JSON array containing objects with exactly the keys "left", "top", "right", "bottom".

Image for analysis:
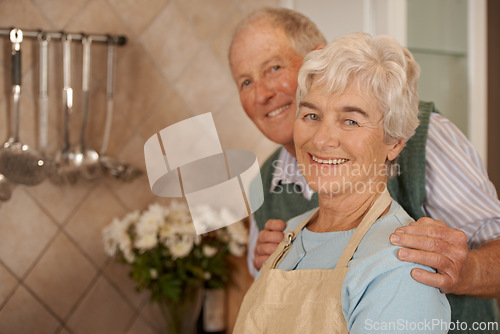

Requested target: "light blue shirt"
[{"left": 277, "top": 200, "right": 451, "bottom": 333}]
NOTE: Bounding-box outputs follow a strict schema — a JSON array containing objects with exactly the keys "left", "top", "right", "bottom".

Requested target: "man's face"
[{"left": 229, "top": 20, "right": 303, "bottom": 154}]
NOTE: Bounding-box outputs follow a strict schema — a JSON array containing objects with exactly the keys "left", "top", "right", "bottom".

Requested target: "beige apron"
[{"left": 234, "top": 189, "right": 392, "bottom": 334}]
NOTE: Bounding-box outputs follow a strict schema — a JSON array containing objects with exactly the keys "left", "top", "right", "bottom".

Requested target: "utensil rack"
[
  {"left": 0, "top": 27, "right": 142, "bottom": 203},
  {"left": 0, "top": 28, "right": 127, "bottom": 45}
]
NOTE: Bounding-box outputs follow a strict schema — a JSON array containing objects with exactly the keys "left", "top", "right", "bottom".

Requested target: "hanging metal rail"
[{"left": 0, "top": 27, "right": 127, "bottom": 45}]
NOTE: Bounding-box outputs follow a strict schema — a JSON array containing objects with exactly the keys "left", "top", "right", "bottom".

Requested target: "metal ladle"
[
  {"left": 37, "top": 32, "right": 54, "bottom": 176},
  {"left": 75, "top": 36, "right": 100, "bottom": 180},
  {"left": 52, "top": 34, "right": 79, "bottom": 184},
  {"left": 0, "top": 28, "right": 48, "bottom": 186},
  {"left": 99, "top": 38, "right": 142, "bottom": 182}
]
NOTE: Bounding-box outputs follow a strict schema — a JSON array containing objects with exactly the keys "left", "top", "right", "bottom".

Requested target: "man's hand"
[
  {"left": 389, "top": 217, "right": 471, "bottom": 294},
  {"left": 253, "top": 219, "right": 286, "bottom": 271}
]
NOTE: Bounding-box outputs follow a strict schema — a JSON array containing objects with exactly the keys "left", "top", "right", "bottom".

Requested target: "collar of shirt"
[{"left": 270, "top": 148, "right": 315, "bottom": 201}]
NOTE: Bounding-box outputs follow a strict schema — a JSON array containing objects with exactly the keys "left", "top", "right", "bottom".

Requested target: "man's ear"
[
  {"left": 314, "top": 44, "right": 325, "bottom": 51},
  {"left": 387, "top": 139, "right": 405, "bottom": 161}
]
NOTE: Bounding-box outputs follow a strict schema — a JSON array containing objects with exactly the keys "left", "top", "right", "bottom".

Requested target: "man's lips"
[
  {"left": 266, "top": 103, "right": 291, "bottom": 117},
  {"left": 310, "top": 154, "right": 349, "bottom": 165}
]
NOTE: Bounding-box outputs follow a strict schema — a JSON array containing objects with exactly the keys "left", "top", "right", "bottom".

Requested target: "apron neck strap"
[{"left": 336, "top": 188, "right": 392, "bottom": 268}]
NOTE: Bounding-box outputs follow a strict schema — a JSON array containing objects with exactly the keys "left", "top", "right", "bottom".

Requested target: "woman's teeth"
[
  {"left": 267, "top": 104, "right": 289, "bottom": 117},
  {"left": 311, "top": 155, "right": 348, "bottom": 165}
]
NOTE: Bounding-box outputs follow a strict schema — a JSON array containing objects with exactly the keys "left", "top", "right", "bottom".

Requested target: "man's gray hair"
[{"left": 230, "top": 7, "right": 327, "bottom": 58}]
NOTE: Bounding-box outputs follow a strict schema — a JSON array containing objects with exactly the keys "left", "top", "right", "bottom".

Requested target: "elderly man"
[{"left": 229, "top": 6, "right": 500, "bottom": 329}]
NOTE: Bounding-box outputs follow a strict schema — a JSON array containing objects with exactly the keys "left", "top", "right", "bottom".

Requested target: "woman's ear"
[{"left": 387, "top": 139, "right": 406, "bottom": 161}]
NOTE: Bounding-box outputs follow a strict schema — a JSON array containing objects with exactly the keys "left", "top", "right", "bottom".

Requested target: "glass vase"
[{"left": 158, "top": 283, "right": 204, "bottom": 334}]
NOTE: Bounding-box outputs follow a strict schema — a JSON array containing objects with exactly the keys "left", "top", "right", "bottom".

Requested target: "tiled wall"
[{"left": 0, "top": 0, "right": 279, "bottom": 333}]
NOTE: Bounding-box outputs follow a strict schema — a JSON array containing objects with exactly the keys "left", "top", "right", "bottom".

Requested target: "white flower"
[
  {"left": 167, "top": 235, "right": 194, "bottom": 259},
  {"left": 229, "top": 241, "right": 246, "bottom": 257},
  {"left": 203, "top": 245, "right": 218, "bottom": 257},
  {"left": 220, "top": 207, "right": 238, "bottom": 226},
  {"left": 135, "top": 233, "right": 157, "bottom": 251},
  {"left": 227, "top": 220, "right": 248, "bottom": 245},
  {"left": 103, "top": 217, "right": 130, "bottom": 256},
  {"left": 150, "top": 268, "right": 158, "bottom": 279},
  {"left": 167, "top": 200, "right": 190, "bottom": 225},
  {"left": 122, "top": 210, "right": 140, "bottom": 228},
  {"left": 136, "top": 209, "right": 163, "bottom": 237}
]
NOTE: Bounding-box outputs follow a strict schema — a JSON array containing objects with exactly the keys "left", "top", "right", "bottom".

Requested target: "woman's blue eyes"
[
  {"left": 272, "top": 65, "right": 281, "bottom": 70},
  {"left": 241, "top": 79, "right": 251, "bottom": 87},
  {"left": 305, "top": 114, "right": 318, "bottom": 120},
  {"left": 303, "top": 115, "right": 359, "bottom": 126}
]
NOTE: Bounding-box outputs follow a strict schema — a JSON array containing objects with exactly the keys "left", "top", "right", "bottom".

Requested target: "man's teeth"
[
  {"left": 267, "top": 104, "right": 289, "bottom": 117},
  {"left": 311, "top": 156, "right": 348, "bottom": 165}
]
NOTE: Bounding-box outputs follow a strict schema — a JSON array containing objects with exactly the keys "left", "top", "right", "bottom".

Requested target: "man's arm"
[
  {"left": 391, "top": 219, "right": 500, "bottom": 298},
  {"left": 391, "top": 114, "right": 500, "bottom": 298}
]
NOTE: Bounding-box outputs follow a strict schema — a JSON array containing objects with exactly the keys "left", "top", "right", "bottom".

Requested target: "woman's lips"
[{"left": 310, "top": 154, "right": 349, "bottom": 165}]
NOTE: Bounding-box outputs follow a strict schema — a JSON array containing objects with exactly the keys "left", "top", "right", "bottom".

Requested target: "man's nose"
[
  {"left": 255, "top": 79, "right": 275, "bottom": 104},
  {"left": 312, "top": 122, "right": 340, "bottom": 149}
]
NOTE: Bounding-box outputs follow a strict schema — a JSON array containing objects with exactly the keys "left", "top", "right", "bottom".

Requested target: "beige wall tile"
[
  {"left": 0, "top": 263, "right": 18, "bottom": 307},
  {"left": 126, "top": 316, "right": 157, "bottom": 334},
  {"left": 66, "top": 276, "right": 135, "bottom": 334},
  {"left": 26, "top": 181, "right": 93, "bottom": 225},
  {"left": 0, "top": 189, "right": 58, "bottom": 277},
  {"left": 66, "top": 0, "right": 130, "bottom": 36},
  {"left": 210, "top": 7, "right": 246, "bottom": 64},
  {"left": 0, "top": 0, "right": 52, "bottom": 29},
  {"left": 177, "top": 0, "right": 236, "bottom": 40},
  {"left": 33, "top": 0, "right": 87, "bottom": 29},
  {"left": 24, "top": 233, "right": 97, "bottom": 319},
  {"left": 65, "top": 184, "right": 127, "bottom": 267},
  {"left": 0, "top": 285, "right": 60, "bottom": 334},
  {"left": 174, "top": 45, "right": 235, "bottom": 116},
  {"left": 109, "top": 0, "right": 170, "bottom": 37},
  {"left": 139, "top": 89, "right": 194, "bottom": 140},
  {"left": 140, "top": 1, "right": 203, "bottom": 82},
  {"left": 103, "top": 260, "right": 148, "bottom": 309},
  {"left": 114, "top": 42, "right": 171, "bottom": 129}
]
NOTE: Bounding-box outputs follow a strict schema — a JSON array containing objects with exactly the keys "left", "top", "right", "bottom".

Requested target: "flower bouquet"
[{"left": 102, "top": 200, "right": 248, "bottom": 333}]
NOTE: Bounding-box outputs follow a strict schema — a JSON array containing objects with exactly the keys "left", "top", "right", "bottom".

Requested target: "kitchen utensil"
[
  {"left": 37, "top": 32, "right": 55, "bottom": 176},
  {"left": 99, "top": 38, "right": 142, "bottom": 182},
  {"left": 52, "top": 34, "right": 79, "bottom": 184},
  {"left": 76, "top": 36, "right": 100, "bottom": 180},
  {"left": 0, "top": 174, "right": 14, "bottom": 201},
  {"left": 0, "top": 28, "right": 48, "bottom": 186}
]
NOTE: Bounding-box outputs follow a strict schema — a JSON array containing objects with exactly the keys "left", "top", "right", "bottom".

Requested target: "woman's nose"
[
  {"left": 255, "top": 79, "right": 275, "bottom": 104},
  {"left": 312, "top": 122, "right": 340, "bottom": 149}
]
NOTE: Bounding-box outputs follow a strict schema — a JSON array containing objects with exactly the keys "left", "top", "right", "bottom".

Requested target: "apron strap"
[
  {"left": 267, "top": 209, "right": 319, "bottom": 269},
  {"left": 336, "top": 188, "right": 392, "bottom": 268}
]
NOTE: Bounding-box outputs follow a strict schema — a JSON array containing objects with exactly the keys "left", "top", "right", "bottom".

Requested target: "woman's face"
[{"left": 294, "top": 82, "right": 404, "bottom": 197}]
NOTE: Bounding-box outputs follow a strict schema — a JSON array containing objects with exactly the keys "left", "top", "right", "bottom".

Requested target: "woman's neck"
[{"left": 309, "top": 189, "right": 385, "bottom": 233}]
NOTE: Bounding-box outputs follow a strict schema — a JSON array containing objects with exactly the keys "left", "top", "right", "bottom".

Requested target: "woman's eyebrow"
[{"left": 298, "top": 101, "right": 318, "bottom": 110}]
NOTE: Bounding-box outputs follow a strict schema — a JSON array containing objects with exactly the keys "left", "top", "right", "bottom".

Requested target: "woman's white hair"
[{"left": 297, "top": 33, "right": 420, "bottom": 143}]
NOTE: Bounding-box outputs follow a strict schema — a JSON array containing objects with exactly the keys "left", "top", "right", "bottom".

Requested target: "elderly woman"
[{"left": 234, "top": 33, "right": 451, "bottom": 333}]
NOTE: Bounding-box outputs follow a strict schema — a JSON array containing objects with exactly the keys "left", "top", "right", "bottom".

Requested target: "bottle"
[{"left": 198, "top": 288, "right": 226, "bottom": 334}]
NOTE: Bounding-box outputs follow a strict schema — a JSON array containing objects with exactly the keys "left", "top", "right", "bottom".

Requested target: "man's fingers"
[
  {"left": 264, "top": 219, "right": 287, "bottom": 232},
  {"left": 394, "top": 218, "right": 467, "bottom": 248},
  {"left": 410, "top": 268, "right": 453, "bottom": 293},
  {"left": 257, "top": 229, "right": 285, "bottom": 244},
  {"left": 390, "top": 231, "right": 467, "bottom": 261},
  {"left": 254, "top": 242, "right": 280, "bottom": 258},
  {"left": 397, "top": 248, "right": 453, "bottom": 274}
]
